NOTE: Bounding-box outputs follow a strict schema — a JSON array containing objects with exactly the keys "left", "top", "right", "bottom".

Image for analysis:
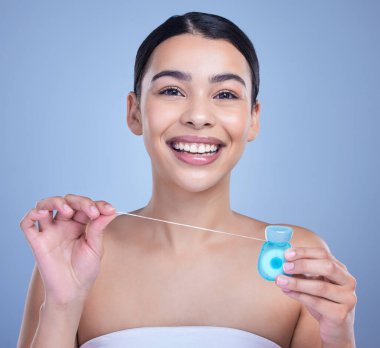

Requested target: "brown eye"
[
  {"left": 215, "top": 90, "right": 238, "bottom": 99},
  {"left": 159, "top": 87, "right": 184, "bottom": 96}
]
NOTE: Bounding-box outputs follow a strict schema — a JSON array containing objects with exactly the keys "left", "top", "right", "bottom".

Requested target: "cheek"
[
  {"left": 140, "top": 99, "right": 180, "bottom": 155},
  {"left": 219, "top": 108, "right": 252, "bottom": 141},
  {"left": 141, "top": 99, "right": 170, "bottom": 136}
]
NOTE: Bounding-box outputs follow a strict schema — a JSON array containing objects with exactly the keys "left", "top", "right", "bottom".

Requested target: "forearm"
[
  {"left": 321, "top": 326, "right": 356, "bottom": 348},
  {"left": 321, "top": 336, "right": 356, "bottom": 348},
  {"left": 322, "top": 342, "right": 355, "bottom": 348},
  {"left": 30, "top": 301, "right": 84, "bottom": 348}
]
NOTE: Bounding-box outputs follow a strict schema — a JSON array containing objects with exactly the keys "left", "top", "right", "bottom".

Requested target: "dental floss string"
[
  {"left": 116, "top": 211, "right": 293, "bottom": 281},
  {"left": 116, "top": 211, "right": 266, "bottom": 242}
]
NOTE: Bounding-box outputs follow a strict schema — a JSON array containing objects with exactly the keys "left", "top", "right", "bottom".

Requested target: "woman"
[{"left": 17, "top": 12, "right": 357, "bottom": 348}]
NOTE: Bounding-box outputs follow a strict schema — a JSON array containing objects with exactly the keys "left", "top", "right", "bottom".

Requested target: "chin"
[{"left": 170, "top": 171, "right": 228, "bottom": 194}]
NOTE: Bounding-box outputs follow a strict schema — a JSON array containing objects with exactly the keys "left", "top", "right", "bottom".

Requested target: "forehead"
[{"left": 143, "top": 34, "right": 251, "bottom": 82}]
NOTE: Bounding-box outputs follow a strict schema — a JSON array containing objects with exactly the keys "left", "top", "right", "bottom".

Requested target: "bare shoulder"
[
  {"left": 235, "top": 211, "right": 329, "bottom": 251},
  {"left": 279, "top": 223, "right": 328, "bottom": 250},
  {"left": 231, "top": 211, "right": 268, "bottom": 237},
  {"left": 102, "top": 210, "right": 144, "bottom": 244}
]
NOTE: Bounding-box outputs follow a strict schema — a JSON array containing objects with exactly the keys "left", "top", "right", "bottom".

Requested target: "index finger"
[
  {"left": 63, "top": 194, "right": 100, "bottom": 219},
  {"left": 285, "top": 247, "right": 332, "bottom": 261}
]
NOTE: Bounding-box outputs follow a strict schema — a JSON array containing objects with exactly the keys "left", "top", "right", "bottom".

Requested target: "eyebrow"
[
  {"left": 151, "top": 70, "right": 191, "bottom": 82},
  {"left": 151, "top": 70, "right": 246, "bottom": 87},
  {"left": 210, "top": 73, "right": 246, "bottom": 87}
]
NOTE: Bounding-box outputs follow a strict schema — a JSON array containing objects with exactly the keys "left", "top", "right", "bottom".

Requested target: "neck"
[{"left": 140, "top": 171, "right": 235, "bottom": 253}]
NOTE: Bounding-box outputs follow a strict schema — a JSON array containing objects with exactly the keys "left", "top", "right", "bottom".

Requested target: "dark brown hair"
[{"left": 133, "top": 11, "right": 260, "bottom": 108}]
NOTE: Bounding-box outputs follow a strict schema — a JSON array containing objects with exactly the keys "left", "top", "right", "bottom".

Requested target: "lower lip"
[{"left": 169, "top": 145, "right": 223, "bottom": 166}]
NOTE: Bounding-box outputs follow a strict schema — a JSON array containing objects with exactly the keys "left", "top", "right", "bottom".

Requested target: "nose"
[{"left": 180, "top": 97, "right": 216, "bottom": 129}]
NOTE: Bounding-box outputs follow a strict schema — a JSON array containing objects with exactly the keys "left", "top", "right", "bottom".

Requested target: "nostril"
[{"left": 186, "top": 121, "right": 212, "bottom": 128}]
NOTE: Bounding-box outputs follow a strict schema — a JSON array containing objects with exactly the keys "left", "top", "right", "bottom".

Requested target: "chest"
[{"left": 78, "top": 240, "right": 299, "bottom": 347}]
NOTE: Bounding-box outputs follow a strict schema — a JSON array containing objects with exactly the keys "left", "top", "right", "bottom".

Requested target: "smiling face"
[{"left": 127, "top": 34, "right": 260, "bottom": 193}]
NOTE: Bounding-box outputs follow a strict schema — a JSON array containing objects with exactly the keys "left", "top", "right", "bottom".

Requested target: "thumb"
[{"left": 85, "top": 213, "right": 118, "bottom": 257}]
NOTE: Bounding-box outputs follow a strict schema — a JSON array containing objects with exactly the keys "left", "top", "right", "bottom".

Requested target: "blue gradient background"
[{"left": 1, "top": 1, "right": 379, "bottom": 346}]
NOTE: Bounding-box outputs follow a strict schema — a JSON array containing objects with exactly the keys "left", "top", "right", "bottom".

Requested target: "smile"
[
  {"left": 167, "top": 136, "right": 225, "bottom": 166},
  {"left": 171, "top": 142, "right": 220, "bottom": 155}
]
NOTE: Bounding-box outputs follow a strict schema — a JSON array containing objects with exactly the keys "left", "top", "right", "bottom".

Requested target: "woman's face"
[{"left": 127, "top": 34, "right": 260, "bottom": 192}]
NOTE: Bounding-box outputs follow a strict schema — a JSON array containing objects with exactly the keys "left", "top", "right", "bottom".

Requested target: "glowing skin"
[
  {"left": 127, "top": 33, "right": 260, "bottom": 250},
  {"left": 130, "top": 34, "right": 258, "bottom": 192}
]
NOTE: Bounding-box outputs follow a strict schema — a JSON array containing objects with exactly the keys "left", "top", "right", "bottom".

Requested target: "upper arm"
[{"left": 17, "top": 264, "right": 45, "bottom": 348}]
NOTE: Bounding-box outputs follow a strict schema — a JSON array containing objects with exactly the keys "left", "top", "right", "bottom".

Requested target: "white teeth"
[
  {"left": 189, "top": 144, "right": 197, "bottom": 153},
  {"left": 171, "top": 142, "right": 220, "bottom": 154}
]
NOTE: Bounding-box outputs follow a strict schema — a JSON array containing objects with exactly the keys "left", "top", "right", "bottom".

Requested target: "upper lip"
[{"left": 167, "top": 135, "right": 226, "bottom": 146}]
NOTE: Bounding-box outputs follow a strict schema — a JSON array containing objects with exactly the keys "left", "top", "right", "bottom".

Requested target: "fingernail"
[
  {"left": 38, "top": 209, "right": 48, "bottom": 214},
  {"left": 276, "top": 276, "right": 289, "bottom": 286},
  {"left": 105, "top": 204, "right": 115, "bottom": 210},
  {"left": 90, "top": 205, "right": 99, "bottom": 214},
  {"left": 286, "top": 249, "right": 296, "bottom": 259},
  {"left": 284, "top": 262, "right": 294, "bottom": 271},
  {"left": 63, "top": 204, "right": 72, "bottom": 212}
]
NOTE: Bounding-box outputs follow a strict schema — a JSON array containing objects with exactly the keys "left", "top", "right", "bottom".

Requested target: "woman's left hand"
[{"left": 275, "top": 247, "right": 357, "bottom": 347}]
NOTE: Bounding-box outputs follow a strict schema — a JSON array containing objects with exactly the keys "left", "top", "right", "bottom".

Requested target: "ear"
[
  {"left": 127, "top": 92, "right": 143, "bottom": 135},
  {"left": 247, "top": 100, "right": 261, "bottom": 142}
]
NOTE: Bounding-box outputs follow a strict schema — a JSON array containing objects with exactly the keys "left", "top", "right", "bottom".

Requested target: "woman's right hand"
[{"left": 19, "top": 194, "right": 118, "bottom": 307}]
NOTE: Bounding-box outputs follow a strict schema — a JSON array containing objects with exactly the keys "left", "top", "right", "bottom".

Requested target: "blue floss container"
[{"left": 258, "top": 225, "right": 293, "bottom": 281}]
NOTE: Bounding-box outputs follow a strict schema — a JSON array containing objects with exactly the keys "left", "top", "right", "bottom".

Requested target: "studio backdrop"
[{"left": 1, "top": 1, "right": 379, "bottom": 347}]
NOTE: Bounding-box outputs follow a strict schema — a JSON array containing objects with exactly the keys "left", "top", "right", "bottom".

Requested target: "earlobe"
[
  {"left": 127, "top": 92, "right": 143, "bottom": 136},
  {"left": 247, "top": 101, "right": 261, "bottom": 142}
]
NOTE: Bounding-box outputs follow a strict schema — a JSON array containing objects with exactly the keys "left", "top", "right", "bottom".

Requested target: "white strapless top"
[{"left": 80, "top": 326, "right": 281, "bottom": 348}]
